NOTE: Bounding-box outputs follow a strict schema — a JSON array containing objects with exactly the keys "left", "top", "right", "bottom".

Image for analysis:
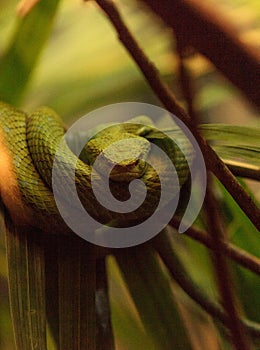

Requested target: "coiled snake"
[{"left": 0, "top": 101, "right": 191, "bottom": 234}]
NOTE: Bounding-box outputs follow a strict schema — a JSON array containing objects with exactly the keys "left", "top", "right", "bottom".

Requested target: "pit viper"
[{"left": 0, "top": 101, "right": 191, "bottom": 234}]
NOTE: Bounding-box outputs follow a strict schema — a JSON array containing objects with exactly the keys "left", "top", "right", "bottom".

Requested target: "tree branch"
[
  {"left": 95, "top": 0, "right": 260, "bottom": 230},
  {"left": 142, "top": 0, "right": 260, "bottom": 110},
  {"left": 204, "top": 178, "right": 252, "bottom": 349},
  {"left": 175, "top": 34, "right": 199, "bottom": 126},
  {"left": 153, "top": 231, "right": 260, "bottom": 342},
  {"left": 169, "top": 217, "right": 260, "bottom": 276}
]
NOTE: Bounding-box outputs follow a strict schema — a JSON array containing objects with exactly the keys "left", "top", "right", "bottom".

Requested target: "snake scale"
[{"left": 0, "top": 101, "right": 191, "bottom": 234}]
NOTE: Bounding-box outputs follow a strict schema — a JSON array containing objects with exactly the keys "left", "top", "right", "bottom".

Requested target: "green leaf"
[
  {"left": 199, "top": 124, "right": 260, "bottom": 180},
  {"left": 4, "top": 211, "right": 99, "bottom": 350},
  {"left": 56, "top": 236, "right": 97, "bottom": 350},
  {"left": 115, "top": 244, "right": 192, "bottom": 350},
  {"left": 108, "top": 256, "right": 155, "bottom": 350},
  {"left": 156, "top": 123, "right": 260, "bottom": 180},
  {"left": 0, "top": 0, "right": 60, "bottom": 105},
  {"left": 4, "top": 213, "right": 46, "bottom": 349},
  {"left": 218, "top": 181, "right": 260, "bottom": 325}
]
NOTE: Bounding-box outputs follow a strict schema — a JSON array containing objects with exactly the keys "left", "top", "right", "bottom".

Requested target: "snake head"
[
  {"left": 100, "top": 135, "right": 150, "bottom": 182},
  {"left": 84, "top": 126, "right": 151, "bottom": 182}
]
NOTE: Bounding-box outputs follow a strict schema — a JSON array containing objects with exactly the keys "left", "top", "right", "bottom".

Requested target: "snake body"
[{"left": 0, "top": 102, "right": 191, "bottom": 234}]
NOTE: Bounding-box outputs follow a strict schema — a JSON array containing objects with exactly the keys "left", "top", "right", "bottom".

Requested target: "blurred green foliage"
[{"left": 0, "top": 1, "right": 259, "bottom": 349}]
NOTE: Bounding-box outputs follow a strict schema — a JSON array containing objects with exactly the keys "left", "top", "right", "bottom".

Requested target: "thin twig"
[
  {"left": 95, "top": 0, "right": 260, "bottom": 230},
  {"left": 174, "top": 27, "right": 256, "bottom": 348},
  {"left": 175, "top": 35, "right": 198, "bottom": 126},
  {"left": 172, "top": 31, "right": 260, "bottom": 277},
  {"left": 169, "top": 217, "right": 260, "bottom": 276},
  {"left": 204, "top": 176, "right": 252, "bottom": 349},
  {"left": 153, "top": 231, "right": 260, "bottom": 341},
  {"left": 95, "top": 0, "right": 190, "bottom": 123}
]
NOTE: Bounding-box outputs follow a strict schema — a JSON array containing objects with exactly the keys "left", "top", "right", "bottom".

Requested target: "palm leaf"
[
  {"left": 0, "top": 0, "right": 61, "bottom": 105},
  {"left": 4, "top": 212, "right": 46, "bottom": 349},
  {"left": 115, "top": 243, "right": 192, "bottom": 350},
  {"left": 150, "top": 123, "right": 260, "bottom": 180},
  {"left": 199, "top": 124, "right": 260, "bottom": 180}
]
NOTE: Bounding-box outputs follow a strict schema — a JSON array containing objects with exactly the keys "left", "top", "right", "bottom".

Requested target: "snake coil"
[{"left": 0, "top": 102, "right": 191, "bottom": 237}]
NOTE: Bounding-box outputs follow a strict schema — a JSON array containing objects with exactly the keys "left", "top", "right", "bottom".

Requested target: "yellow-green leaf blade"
[{"left": 0, "top": 0, "right": 60, "bottom": 105}]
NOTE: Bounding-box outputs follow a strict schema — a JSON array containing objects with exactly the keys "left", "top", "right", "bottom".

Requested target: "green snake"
[{"left": 0, "top": 101, "right": 191, "bottom": 234}]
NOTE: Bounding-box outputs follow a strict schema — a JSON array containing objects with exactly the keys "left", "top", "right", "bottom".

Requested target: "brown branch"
[
  {"left": 173, "top": 33, "right": 260, "bottom": 280},
  {"left": 142, "top": 0, "right": 260, "bottom": 110},
  {"left": 174, "top": 26, "right": 258, "bottom": 346},
  {"left": 202, "top": 148, "right": 259, "bottom": 230},
  {"left": 169, "top": 217, "right": 260, "bottom": 276},
  {"left": 174, "top": 31, "right": 260, "bottom": 278},
  {"left": 175, "top": 35, "right": 199, "bottom": 126},
  {"left": 153, "top": 231, "right": 260, "bottom": 341},
  {"left": 95, "top": 0, "right": 191, "bottom": 124},
  {"left": 204, "top": 177, "right": 252, "bottom": 349},
  {"left": 95, "top": 0, "right": 260, "bottom": 230}
]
